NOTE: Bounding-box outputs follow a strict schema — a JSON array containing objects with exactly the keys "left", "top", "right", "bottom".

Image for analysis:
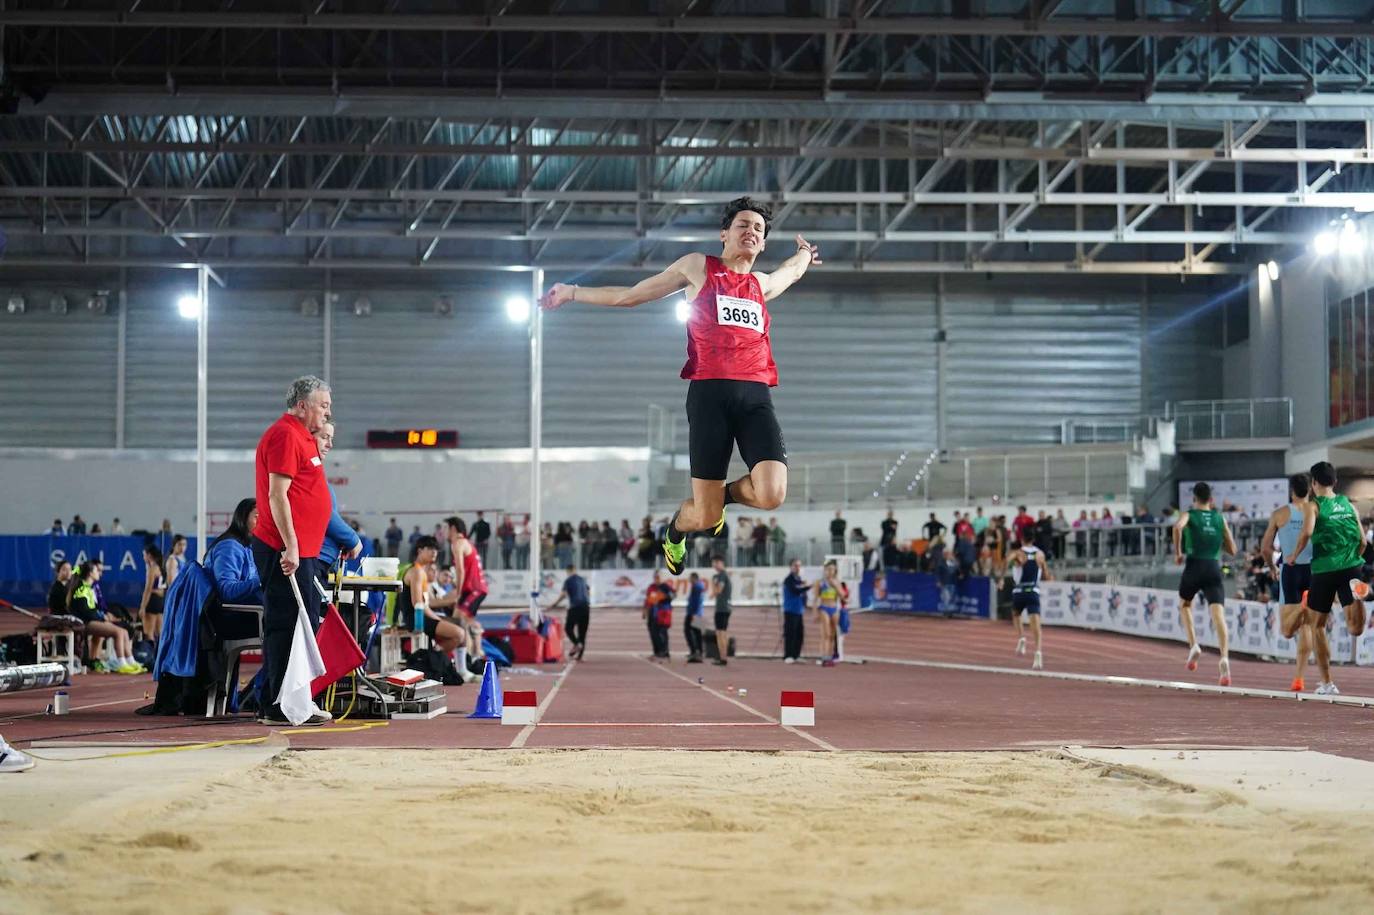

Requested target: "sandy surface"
[
  {"left": 1069, "top": 748, "right": 1374, "bottom": 815},
  {"left": 3, "top": 748, "right": 1374, "bottom": 914}
]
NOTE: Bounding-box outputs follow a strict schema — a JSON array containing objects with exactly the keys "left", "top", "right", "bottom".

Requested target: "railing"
[
  {"left": 649, "top": 446, "right": 1134, "bottom": 510},
  {"left": 402, "top": 535, "right": 860, "bottom": 571},
  {"left": 1165, "top": 398, "right": 1292, "bottom": 441}
]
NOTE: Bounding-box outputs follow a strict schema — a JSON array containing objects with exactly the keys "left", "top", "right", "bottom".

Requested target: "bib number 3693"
[{"left": 715, "top": 294, "right": 763, "bottom": 332}]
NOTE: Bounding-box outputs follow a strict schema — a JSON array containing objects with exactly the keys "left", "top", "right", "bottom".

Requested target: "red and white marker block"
[
  {"left": 501, "top": 690, "right": 538, "bottom": 725},
  {"left": 779, "top": 690, "right": 815, "bottom": 727}
]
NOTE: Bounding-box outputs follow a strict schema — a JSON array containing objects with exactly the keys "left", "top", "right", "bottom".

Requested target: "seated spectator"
[
  {"left": 67, "top": 561, "right": 142, "bottom": 674},
  {"left": 398, "top": 536, "right": 475, "bottom": 682},
  {"left": 90, "top": 523, "right": 103, "bottom": 535},
  {"left": 67, "top": 514, "right": 87, "bottom": 536},
  {"left": 111, "top": 517, "right": 125, "bottom": 534},
  {"left": 47, "top": 560, "right": 72, "bottom": 614},
  {"left": 48, "top": 518, "right": 64, "bottom": 536},
  {"left": 145, "top": 498, "right": 264, "bottom": 716}
]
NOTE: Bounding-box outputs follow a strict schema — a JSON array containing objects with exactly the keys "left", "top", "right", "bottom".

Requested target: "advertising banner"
[
  {"left": 1038, "top": 581, "right": 1374, "bottom": 666},
  {"left": 0, "top": 534, "right": 195, "bottom": 609},
  {"left": 863, "top": 570, "right": 994, "bottom": 619}
]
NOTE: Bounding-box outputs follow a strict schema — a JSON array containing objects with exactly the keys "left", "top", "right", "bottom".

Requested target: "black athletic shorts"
[
  {"left": 1179, "top": 557, "right": 1225, "bottom": 606},
  {"left": 1279, "top": 563, "right": 1312, "bottom": 606},
  {"left": 1307, "top": 564, "right": 1363, "bottom": 614},
  {"left": 686, "top": 379, "right": 787, "bottom": 480},
  {"left": 713, "top": 610, "right": 731, "bottom": 632},
  {"left": 423, "top": 613, "right": 444, "bottom": 640},
  {"left": 1011, "top": 590, "right": 1041, "bottom": 615}
]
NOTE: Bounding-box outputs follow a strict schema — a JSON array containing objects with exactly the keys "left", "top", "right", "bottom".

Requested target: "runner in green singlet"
[
  {"left": 1289, "top": 462, "right": 1370, "bottom": 655},
  {"left": 1172, "top": 482, "right": 1238, "bottom": 686}
]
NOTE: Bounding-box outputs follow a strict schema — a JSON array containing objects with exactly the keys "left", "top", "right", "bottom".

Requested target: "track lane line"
[
  {"left": 508, "top": 659, "right": 576, "bottom": 748},
  {"left": 640, "top": 656, "right": 839, "bottom": 752}
]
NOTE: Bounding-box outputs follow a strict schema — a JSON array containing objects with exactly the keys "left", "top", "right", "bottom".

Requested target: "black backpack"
[{"left": 404, "top": 647, "right": 463, "bottom": 686}]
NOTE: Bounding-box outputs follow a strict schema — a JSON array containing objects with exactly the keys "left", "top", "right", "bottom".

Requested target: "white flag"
[{"left": 277, "top": 569, "right": 326, "bottom": 726}]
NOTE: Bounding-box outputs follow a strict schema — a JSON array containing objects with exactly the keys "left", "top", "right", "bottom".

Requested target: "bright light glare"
[
  {"left": 1313, "top": 231, "right": 1338, "bottom": 257},
  {"left": 1339, "top": 220, "right": 1364, "bottom": 256},
  {"left": 176, "top": 294, "right": 202, "bottom": 320},
  {"left": 1265, "top": 260, "right": 1280, "bottom": 282},
  {"left": 674, "top": 297, "right": 691, "bottom": 323},
  {"left": 505, "top": 296, "right": 531, "bottom": 323}
]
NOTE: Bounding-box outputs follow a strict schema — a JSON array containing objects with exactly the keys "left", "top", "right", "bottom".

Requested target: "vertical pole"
[
  {"left": 1083, "top": 454, "right": 1090, "bottom": 500},
  {"left": 322, "top": 270, "right": 333, "bottom": 383},
  {"left": 195, "top": 265, "right": 209, "bottom": 562},
  {"left": 115, "top": 276, "right": 127, "bottom": 449},
  {"left": 528, "top": 268, "right": 544, "bottom": 621},
  {"left": 1003, "top": 454, "right": 1010, "bottom": 504}
]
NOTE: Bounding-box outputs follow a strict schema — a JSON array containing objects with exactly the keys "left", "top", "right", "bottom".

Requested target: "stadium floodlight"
[
  {"left": 177, "top": 293, "right": 203, "bottom": 320},
  {"left": 505, "top": 296, "right": 531, "bottom": 324},
  {"left": 675, "top": 296, "right": 691, "bottom": 323},
  {"left": 1313, "top": 230, "right": 1337, "bottom": 257},
  {"left": 1265, "top": 260, "right": 1280, "bottom": 282}
]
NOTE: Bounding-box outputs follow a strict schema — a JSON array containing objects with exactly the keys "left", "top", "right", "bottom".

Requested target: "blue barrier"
[
  {"left": 0, "top": 534, "right": 197, "bottom": 611},
  {"left": 861, "top": 569, "right": 994, "bottom": 619}
]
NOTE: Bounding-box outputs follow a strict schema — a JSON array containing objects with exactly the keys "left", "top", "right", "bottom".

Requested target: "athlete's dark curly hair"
[{"left": 720, "top": 196, "right": 773, "bottom": 238}]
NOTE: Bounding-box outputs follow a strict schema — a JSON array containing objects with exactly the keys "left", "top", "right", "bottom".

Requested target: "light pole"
[
  {"left": 177, "top": 266, "right": 209, "bottom": 561},
  {"left": 507, "top": 272, "right": 544, "bottom": 624}
]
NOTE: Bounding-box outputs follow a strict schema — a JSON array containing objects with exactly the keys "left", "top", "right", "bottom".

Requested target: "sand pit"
[{"left": 3, "top": 748, "right": 1373, "bottom": 914}]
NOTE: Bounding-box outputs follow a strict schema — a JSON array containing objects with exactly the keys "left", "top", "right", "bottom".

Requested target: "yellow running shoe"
[
  {"left": 662, "top": 534, "right": 686, "bottom": 575},
  {"left": 713, "top": 507, "right": 726, "bottom": 536}
]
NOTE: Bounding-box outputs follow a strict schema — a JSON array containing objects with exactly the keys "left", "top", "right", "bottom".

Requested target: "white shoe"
[
  {"left": 1016, "top": 637, "right": 1027, "bottom": 656},
  {"left": 1218, "top": 658, "right": 1231, "bottom": 687},
  {"left": 1315, "top": 682, "right": 1341, "bottom": 696},
  {"left": 458, "top": 667, "right": 479, "bottom": 684},
  {"left": 308, "top": 702, "right": 334, "bottom": 722},
  {"left": 784, "top": 657, "right": 796, "bottom": 664},
  {"left": 0, "top": 740, "right": 36, "bottom": 773},
  {"left": 1186, "top": 644, "right": 1201, "bottom": 671},
  {"left": 1031, "top": 651, "right": 1043, "bottom": 671}
]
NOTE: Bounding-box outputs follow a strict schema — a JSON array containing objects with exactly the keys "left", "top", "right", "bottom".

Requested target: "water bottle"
[
  {"left": 415, "top": 602, "right": 426, "bottom": 633},
  {"left": 53, "top": 690, "right": 69, "bottom": 715}
]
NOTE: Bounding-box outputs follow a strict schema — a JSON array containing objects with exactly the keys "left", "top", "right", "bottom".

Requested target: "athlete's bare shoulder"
[{"left": 674, "top": 252, "right": 708, "bottom": 282}]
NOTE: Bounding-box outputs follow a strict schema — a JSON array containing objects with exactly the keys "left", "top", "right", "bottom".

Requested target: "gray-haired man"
[{"left": 251, "top": 375, "right": 334, "bottom": 725}]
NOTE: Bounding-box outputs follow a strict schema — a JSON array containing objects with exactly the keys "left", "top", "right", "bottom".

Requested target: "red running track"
[{"left": 2, "top": 609, "right": 1372, "bottom": 758}]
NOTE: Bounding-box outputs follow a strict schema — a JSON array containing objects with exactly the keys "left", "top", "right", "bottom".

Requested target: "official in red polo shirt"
[{"left": 251, "top": 375, "right": 334, "bottom": 725}]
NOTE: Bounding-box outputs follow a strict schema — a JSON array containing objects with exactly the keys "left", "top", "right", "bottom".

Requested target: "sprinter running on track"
[
  {"left": 540, "top": 196, "right": 821, "bottom": 575},
  {"left": 1172, "top": 482, "right": 1238, "bottom": 686},
  {"left": 1008, "top": 531, "right": 1051, "bottom": 671},
  {"left": 1259, "top": 472, "right": 1334, "bottom": 694}
]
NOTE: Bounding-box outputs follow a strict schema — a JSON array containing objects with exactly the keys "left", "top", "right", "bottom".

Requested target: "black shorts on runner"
[
  {"left": 1307, "top": 565, "right": 1364, "bottom": 614},
  {"left": 1179, "top": 557, "right": 1225, "bottom": 606},
  {"left": 686, "top": 379, "right": 787, "bottom": 480},
  {"left": 713, "top": 611, "right": 731, "bottom": 632},
  {"left": 1279, "top": 563, "right": 1312, "bottom": 606},
  {"left": 1011, "top": 590, "right": 1041, "bottom": 615},
  {"left": 423, "top": 614, "right": 444, "bottom": 640}
]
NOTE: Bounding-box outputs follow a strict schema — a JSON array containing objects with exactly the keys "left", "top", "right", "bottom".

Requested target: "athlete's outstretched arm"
[
  {"left": 540, "top": 254, "right": 703, "bottom": 310},
  {"left": 757, "top": 235, "right": 822, "bottom": 301},
  {"left": 1289, "top": 502, "right": 1317, "bottom": 565}
]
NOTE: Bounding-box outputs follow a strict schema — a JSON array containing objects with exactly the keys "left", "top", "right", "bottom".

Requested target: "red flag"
[{"left": 311, "top": 604, "right": 366, "bottom": 696}]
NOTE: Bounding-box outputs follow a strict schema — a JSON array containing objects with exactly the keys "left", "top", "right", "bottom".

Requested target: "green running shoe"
[{"left": 663, "top": 531, "right": 686, "bottom": 575}]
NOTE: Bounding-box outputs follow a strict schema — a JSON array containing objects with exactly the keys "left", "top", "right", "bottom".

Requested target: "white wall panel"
[
  {"left": 945, "top": 295, "right": 1142, "bottom": 447},
  {"left": 0, "top": 302, "right": 118, "bottom": 447}
]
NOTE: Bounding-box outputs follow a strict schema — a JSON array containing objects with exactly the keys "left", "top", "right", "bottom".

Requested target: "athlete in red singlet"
[
  {"left": 430, "top": 515, "right": 487, "bottom": 673},
  {"left": 540, "top": 197, "right": 820, "bottom": 574}
]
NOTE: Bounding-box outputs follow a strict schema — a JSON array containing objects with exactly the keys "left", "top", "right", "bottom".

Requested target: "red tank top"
[
  {"left": 680, "top": 255, "right": 777, "bottom": 386},
  {"left": 459, "top": 538, "right": 487, "bottom": 595}
]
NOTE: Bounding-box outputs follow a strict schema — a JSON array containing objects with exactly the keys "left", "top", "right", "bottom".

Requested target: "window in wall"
[{"left": 1329, "top": 288, "right": 1373, "bottom": 430}]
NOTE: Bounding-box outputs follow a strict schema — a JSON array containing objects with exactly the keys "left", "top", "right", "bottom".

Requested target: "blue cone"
[{"left": 467, "top": 659, "right": 503, "bottom": 719}]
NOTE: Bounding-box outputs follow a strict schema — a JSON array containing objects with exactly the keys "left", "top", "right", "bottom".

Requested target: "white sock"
[{"left": 456, "top": 648, "right": 469, "bottom": 672}]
